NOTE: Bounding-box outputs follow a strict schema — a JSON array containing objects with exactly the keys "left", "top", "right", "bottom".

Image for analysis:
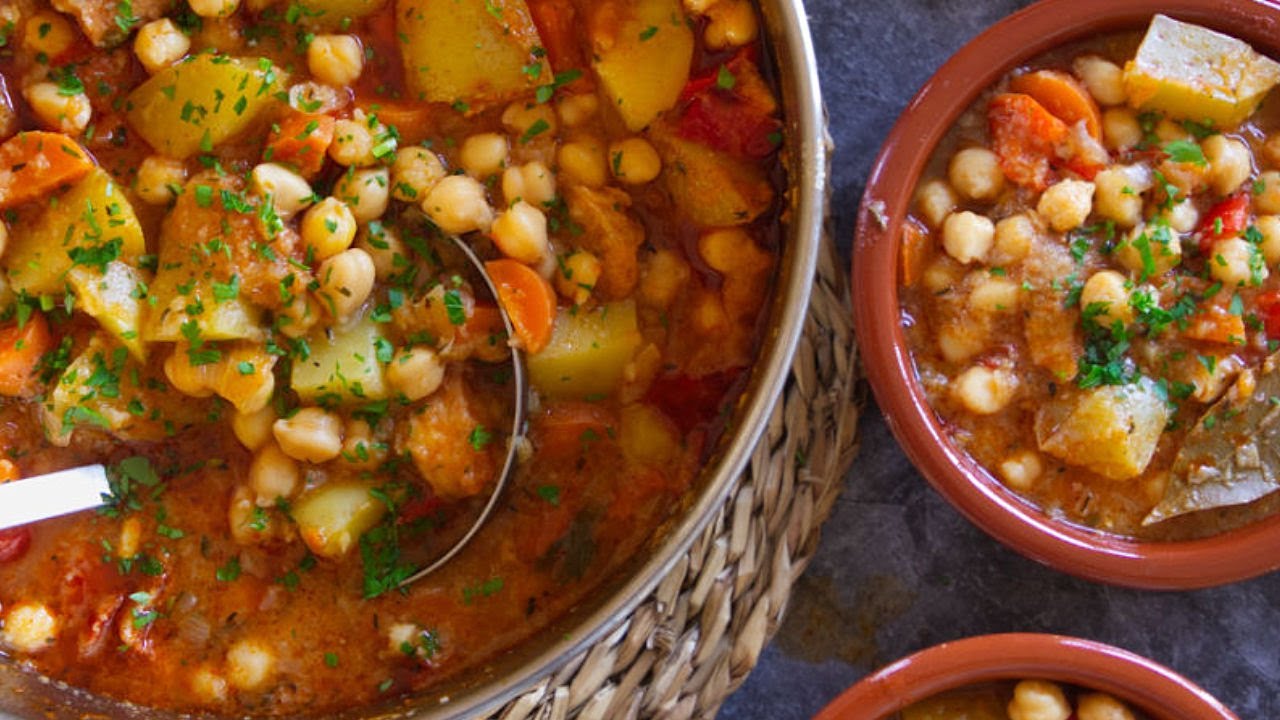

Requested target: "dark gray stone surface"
[{"left": 721, "top": 1, "right": 1280, "bottom": 717}]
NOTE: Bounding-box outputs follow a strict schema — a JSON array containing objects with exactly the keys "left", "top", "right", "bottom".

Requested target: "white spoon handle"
[{"left": 0, "top": 465, "right": 110, "bottom": 530}]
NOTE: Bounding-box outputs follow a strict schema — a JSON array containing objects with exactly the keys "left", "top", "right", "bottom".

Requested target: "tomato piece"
[
  {"left": 675, "top": 49, "right": 781, "bottom": 158},
  {"left": 1256, "top": 290, "right": 1280, "bottom": 338},
  {"left": 987, "top": 93, "right": 1069, "bottom": 191},
  {"left": 1196, "top": 194, "right": 1251, "bottom": 253},
  {"left": 0, "top": 526, "right": 32, "bottom": 563}
]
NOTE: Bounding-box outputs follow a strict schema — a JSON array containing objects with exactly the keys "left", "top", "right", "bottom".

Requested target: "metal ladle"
[{"left": 0, "top": 236, "right": 529, "bottom": 586}]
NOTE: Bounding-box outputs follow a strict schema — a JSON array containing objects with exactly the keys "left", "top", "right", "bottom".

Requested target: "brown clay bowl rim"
[
  {"left": 852, "top": 0, "right": 1280, "bottom": 589},
  {"left": 811, "top": 633, "right": 1238, "bottom": 720}
]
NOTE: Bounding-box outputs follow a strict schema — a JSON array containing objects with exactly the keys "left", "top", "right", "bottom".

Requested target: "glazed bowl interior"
[
  {"left": 812, "top": 634, "right": 1237, "bottom": 720},
  {"left": 853, "top": 0, "right": 1280, "bottom": 589},
  {"left": 0, "top": 0, "right": 826, "bottom": 718}
]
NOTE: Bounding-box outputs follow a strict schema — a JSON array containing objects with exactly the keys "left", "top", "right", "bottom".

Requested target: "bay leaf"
[{"left": 1145, "top": 353, "right": 1280, "bottom": 525}]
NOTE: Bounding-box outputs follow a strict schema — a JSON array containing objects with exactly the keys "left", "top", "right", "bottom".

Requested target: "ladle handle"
[{"left": 0, "top": 464, "right": 110, "bottom": 530}]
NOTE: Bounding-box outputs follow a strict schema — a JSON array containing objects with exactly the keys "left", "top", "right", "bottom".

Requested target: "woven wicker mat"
[{"left": 492, "top": 232, "right": 862, "bottom": 720}]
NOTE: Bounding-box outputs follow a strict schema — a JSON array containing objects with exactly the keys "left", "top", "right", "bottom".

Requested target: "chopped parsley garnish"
[{"left": 1163, "top": 139, "right": 1207, "bottom": 167}]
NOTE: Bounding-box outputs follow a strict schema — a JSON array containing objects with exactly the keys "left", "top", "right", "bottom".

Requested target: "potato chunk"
[
  {"left": 1035, "top": 377, "right": 1170, "bottom": 480},
  {"left": 590, "top": 0, "right": 694, "bottom": 131},
  {"left": 396, "top": 0, "right": 547, "bottom": 109},
  {"left": 1123, "top": 14, "right": 1280, "bottom": 129},
  {"left": 126, "top": 54, "right": 282, "bottom": 159}
]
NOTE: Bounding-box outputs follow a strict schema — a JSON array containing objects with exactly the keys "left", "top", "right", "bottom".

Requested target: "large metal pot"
[{"left": 0, "top": 0, "right": 826, "bottom": 715}]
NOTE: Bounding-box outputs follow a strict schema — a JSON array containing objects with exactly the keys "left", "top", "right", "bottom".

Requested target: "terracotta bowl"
[
  {"left": 853, "top": 0, "right": 1280, "bottom": 588},
  {"left": 812, "top": 634, "right": 1237, "bottom": 720}
]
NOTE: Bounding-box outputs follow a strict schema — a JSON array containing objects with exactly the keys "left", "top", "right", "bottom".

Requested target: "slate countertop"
[{"left": 721, "top": 1, "right": 1280, "bottom": 717}]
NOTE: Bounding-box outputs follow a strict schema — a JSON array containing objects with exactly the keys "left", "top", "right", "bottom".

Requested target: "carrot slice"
[
  {"left": 0, "top": 131, "right": 94, "bottom": 210},
  {"left": 900, "top": 218, "right": 932, "bottom": 288},
  {"left": 265, "top": 112, "right": 335, "bottom": 178},
  {"left": 0, "top": 312, "right": 52, "bottom": 397},
  {"left": 988, "top": 93, "right": 1069, "bottom": 192},
  {"left": 485, "top": 259, "right": 557, "bottom": 354},
  {"left": 1009, "top": 69, "right": 1103, "bottom": 141},
  {"left": 1184, "top": 304, "right": 1246, "bottom": 345}
]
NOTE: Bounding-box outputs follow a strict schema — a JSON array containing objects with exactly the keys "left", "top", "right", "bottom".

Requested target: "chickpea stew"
[
  {"left": 903, "top": 15, "right": 1280, "bottom": 540},
  {"left": 898, "top": 679, "right": 1146, "bottom": 720},
  {"left": 0, "top": 0, "right": 784, "bottom": 713}
]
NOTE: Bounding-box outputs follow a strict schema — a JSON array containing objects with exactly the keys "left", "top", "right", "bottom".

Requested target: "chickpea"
[
  {"left": 22, "top": 11, "right": 75, "bottom": 58},
  {"left": 502, "top": 161, "right": 556, "bottom": 207},
  {"left": 301, "top": 197, "right": 358, "bottom": 260},
  {"left": 1102, "top": 108, "right": 1142, "bottom": 151},
  {"left": 490, "top": 200, "right": 549, "bottom": 264},
  {"left": 386, "top": 347, "right": 446, "bottom": 401},
  {"left": 937, "top": 323, "right": 986, "bottom": 363},
  {"left": 921, "top": 255, "right": 963, "bottom": 295},
  {"left": 249, "top": 443, "right": 301, "bottom": 504},
  {"left": 992, "top": 213, "right": 1037, "bottom": 264},
  {"left": 968, "top": 276, "right": 1020, "bottom": 314},
  {"left": 136, "top": 156, "right": 188, "bottom": 206},
  {"left": 1164, "top": 198, "right": 1199, "bottom": 233},
  {"left": 391, "top": 146, "right": 446, "bottom": 202},
  {"left": 639, "top": 249, "right": 691, "bottom": 309},
  {"left": 1, "top": 602, "right": 60, "bottom": 653},
  {"left": 502, "top": 101, "right": 557, "bottom": 139},
  {"left": 1037, "top": 179, "right": 1094, "bottom": 232},
  {"left": 307, "top": 35, "right": 363, "bottom": 87},
  {"left": 355, "top": 221, "right": 408, "bottom": 279},
  {"left": 1093, "top": 165, "right": 1149, "bottom": 227},
  {"left": 1081, "top": 270, "right": 1134, "bottom": 326},
  {"left": 273, "top": 407, "right": 343, "bottom": 463},
  {"left": 948, "top": 147, "right": 1005, "bottom": 201},
  {"left": 554, "top": 251, "right": 601, "bottom": 306},
  {"left": 1256, "top": 215, "right": 1280, "bottom": 265},
  {"left": 1155, "top": 118, "right": 1193, "bottom": 143},
  {"left": 117, "top": 516, "right": 143, "bottom": 559},
  {"left": 941, "top": 211, "right": 994, "bottom": 264},
  {"left": 277, "top": 291, "right": 321, "bottom": 339},
  {"left": 609, "top": 137, "right": 662, "bottom": 184},
  {"left": 188, "top": 0, "right": 240, "bottom": 18},
  {"left": 558, "top": 136, "right": 608, "bottom": 187},
  {"left": 953, "top": 364, "right": 1018, "bottom": 414},
  {"left": 288, "top": 81, "right": 349, "bottom": 115},
  {"left": 1254, "top": 170, "right": 1280, "bottom": 214},
  {"left": 1008, "top": 680, "right": 1071, "bottom": 720},
  {"left": 1077, "top": 693, "right": 1136, "bottom": 720},
  {"left": 329, "top": 118, "right": 376, "bottom": 167},
  {"left": 134, "top": 19, "right": 190, "bottom": 74},
  {"left": 315, "top": 248, "right": 376, "bottom": 322},
  {"left": 915, "top": 179, "right": 957, "bottom": 229},
  {"left": 1072, "top": 55, "right": 1126, "bottom": 105},
  {"left": 340, "top": 418, "right": 386, "bottom": 467},
  {"left": 999, "top": 450, "right": 1043, "bottom": 491},
  {"left": 24, "top": 82, "right": 91, "bottom": 134},
  {"left": 251, "top": 162, "right": 315, "bottom": 218},
  {"left": 225, "top": 639, "right": 276, "bottom": 691},
  {"left": 334, "top": 167, "right": 390, "bottom": 223},
  {"left": 1209, "top": 236, "right": 1266, "bottom": 287},
  {"left": 557, "top": 93, "right": 599, "bottom": 128},
  {"left": 421, "top": 175, "right": 494, "bottom": 235},
  {"left": 460, "top": 133, "right": 510, "bottom": 178},
  {"left": 705, "top": 0, "right": 757, "bottom": 49},
  {"left": 1204, "top": 134, "right": 1252, "bottom": 196},
  {"left": 189, "top": 666, "right": 230, "bottom": 703},
  {"left": 164, "top": 349, "right": 217, "bottom": 398},
  {"left": 232, "top": 405, "right": 277, "bottom": 451},
  {"left": 1114, "top": 225, "right": 1180, "bottom": 276}
]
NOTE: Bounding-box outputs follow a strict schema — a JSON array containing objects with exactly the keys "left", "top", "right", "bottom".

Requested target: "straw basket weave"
[{"left": 492, "top": 227, "right": 861, "bottom": 719}]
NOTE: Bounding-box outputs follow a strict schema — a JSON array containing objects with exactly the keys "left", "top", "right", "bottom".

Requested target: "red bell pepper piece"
[
  {"left": 1196, "top": 194, "right": 1250, "bottom": 253},
  {"left": 0, "top": 526, "right": 31, "bottom": 563},
  {"left": 675, "top": 49, "right": 781, "bottom": 158}
]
